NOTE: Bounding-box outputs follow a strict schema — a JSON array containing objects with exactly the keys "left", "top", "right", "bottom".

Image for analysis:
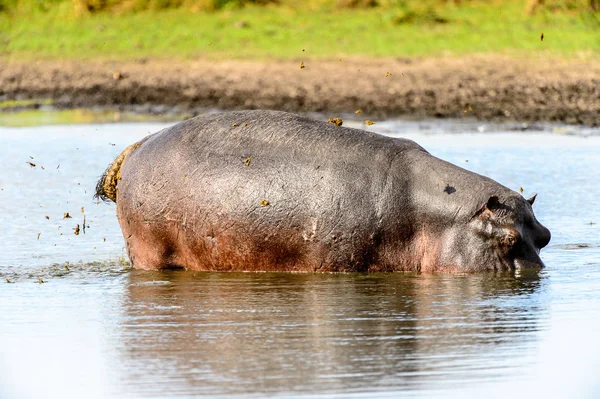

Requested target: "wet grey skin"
[{"left": 95, "top": 110, "right": 551, "bottom": 272}]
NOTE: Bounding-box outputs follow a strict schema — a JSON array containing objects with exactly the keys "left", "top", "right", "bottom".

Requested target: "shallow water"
[{"left": 1, "top": 119, "right": 599, "bottom": 398}]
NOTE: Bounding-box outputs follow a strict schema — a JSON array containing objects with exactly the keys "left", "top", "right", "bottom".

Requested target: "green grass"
[
  {"left": 0, "top": 108, "right": 189, "bottom": 127},
  {"left": 1, "top": 1, "right": 599, "bottom": 61},
  {"left": 0, "top": 98, "right": 53, "bottom": 108}
]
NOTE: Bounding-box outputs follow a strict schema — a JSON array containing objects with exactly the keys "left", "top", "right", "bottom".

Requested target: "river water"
[{"left": 1, "top": 118, "right": 599, "bottom": 399}]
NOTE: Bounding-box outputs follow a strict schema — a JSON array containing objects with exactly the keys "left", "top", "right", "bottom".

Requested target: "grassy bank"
[{"left": 1, "top": 1, "right": 599, "bottom": 61}]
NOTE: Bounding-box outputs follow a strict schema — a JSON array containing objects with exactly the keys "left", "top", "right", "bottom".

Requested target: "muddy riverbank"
[{"left": 1, "top": 55, "right": 599, "bottom": 126}]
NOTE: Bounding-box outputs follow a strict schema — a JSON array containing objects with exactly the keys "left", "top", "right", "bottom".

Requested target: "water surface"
[{"left": 1, "top": 119, "right": 599, "bottom": 398}]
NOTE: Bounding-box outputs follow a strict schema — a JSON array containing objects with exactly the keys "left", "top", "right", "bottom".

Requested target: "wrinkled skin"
[{"left": 103, "top": 110, "right": 551, "bottom": 272}]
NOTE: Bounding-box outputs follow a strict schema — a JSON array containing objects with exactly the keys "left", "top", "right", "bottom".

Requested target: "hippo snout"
[{"left": 535, "top": 225, "right": 551, "bottom": 250}]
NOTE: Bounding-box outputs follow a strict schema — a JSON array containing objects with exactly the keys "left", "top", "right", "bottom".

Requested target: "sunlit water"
[{"left": 1, "top": 118, "right": 599, "bottom": 399}]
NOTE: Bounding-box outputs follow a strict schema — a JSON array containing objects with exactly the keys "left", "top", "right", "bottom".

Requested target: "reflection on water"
[
  {"left": 114, "top": 271, "right": 544, "bottom": 397},
  {"left": 1, "top": 120, "right": 600, "bottom": 398}
]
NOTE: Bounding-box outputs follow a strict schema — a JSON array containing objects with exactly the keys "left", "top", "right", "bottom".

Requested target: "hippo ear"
[
  {"left": 486, "top": 196, "right": 501, "bottom": 210},
  {"left": 527, "top": 193, "right": 537, "bottom": 206},
  {"left": 472, "top": 196, "right": 500, "bottom": 219}
]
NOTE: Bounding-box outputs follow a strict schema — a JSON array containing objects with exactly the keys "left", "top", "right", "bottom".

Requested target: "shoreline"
[{"left": 1, "top": 55, "right": 599, "bottom": 126}]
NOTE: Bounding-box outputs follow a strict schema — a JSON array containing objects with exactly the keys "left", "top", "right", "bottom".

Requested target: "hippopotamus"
[{"left": 96, "top": 110, "right": 551, "bottom": 272}]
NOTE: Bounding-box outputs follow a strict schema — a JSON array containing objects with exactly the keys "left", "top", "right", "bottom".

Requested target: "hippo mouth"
[
  {"left": 513, "top": 249, "right": 546, "bottom": 269},
  {"left": 514, "top": 257, "right": 545, "bottom": 269},
  {"left": 494, "top": 253, "right": 544, "bottom": 270}
]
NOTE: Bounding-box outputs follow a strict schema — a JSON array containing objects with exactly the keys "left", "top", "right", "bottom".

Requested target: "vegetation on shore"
[{"left": 0, "top": 0, "right": 598, "bottom": 61}]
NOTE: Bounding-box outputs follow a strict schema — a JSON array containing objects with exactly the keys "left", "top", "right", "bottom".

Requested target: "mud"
[{"left": 1, "top": 55, "right": 599, "bottom": 126}]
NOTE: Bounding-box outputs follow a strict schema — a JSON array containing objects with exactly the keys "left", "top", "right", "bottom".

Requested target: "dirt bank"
[{"left": 1, "top": 55, "right": 599, "bottom": 126}]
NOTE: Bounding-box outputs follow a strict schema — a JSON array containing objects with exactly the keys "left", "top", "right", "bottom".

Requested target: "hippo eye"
[{"left": 501, "top": 233, "right": 519, "bottom": 248}]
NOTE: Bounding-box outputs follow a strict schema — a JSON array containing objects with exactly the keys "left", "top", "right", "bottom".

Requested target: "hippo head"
[{"left": 439, "top": 194, "right": 551, "bottom": 271}]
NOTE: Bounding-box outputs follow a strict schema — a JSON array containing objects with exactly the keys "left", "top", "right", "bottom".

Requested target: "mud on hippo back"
[{"left": 96, "top": 110, "right": 551, "bottom": 272}]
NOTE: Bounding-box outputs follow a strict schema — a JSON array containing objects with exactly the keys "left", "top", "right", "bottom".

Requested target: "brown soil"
[{"left": 1, "top": 55, "right": 599, "bottom": 126}]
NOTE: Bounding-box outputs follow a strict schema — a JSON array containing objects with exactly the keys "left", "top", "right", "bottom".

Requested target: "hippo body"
[{"left": 97, "top": 110, "right": 550, "bottom": 272}]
